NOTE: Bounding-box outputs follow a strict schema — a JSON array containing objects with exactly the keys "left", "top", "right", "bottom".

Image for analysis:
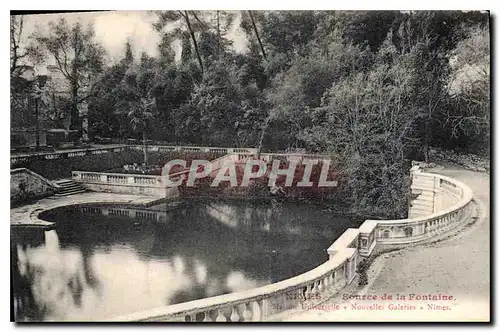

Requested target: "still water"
[{"left": 11, "top": 199, "right": 361, "bottom": 321}]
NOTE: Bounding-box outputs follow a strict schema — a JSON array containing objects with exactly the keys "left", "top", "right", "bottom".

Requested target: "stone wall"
[{"left": 11, "top": 168, "right": 57, "bottom": 206}]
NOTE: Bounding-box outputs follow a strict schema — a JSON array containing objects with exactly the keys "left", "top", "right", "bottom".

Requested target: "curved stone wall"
[{"left": 108, "top": 164, "right": 474, "bottom": 322}]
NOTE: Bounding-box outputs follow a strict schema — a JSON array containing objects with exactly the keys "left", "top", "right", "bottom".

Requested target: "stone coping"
[{"left": 110, "top": 248, "right": 357, "bottom": 322}]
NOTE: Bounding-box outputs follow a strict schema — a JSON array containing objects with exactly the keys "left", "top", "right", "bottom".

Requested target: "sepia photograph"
[{"left": 9, "top": 9, "right": 490, "bottom": 323}]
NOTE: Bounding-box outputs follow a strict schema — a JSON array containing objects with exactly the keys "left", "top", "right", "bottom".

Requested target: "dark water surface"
[{"left": 11, "top": 199, "right": 361, "bottom": 321}]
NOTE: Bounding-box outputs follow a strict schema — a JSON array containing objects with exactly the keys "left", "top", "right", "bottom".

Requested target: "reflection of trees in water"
[
  {"left": 12, "top": 228, "right": 102, "bottom": 321},
  {"left": 169, "top": 253, "right": 226, "bottom": 305},
  {"left": 17, "top": 201, "right": 361, "bottom": 320},
  {"left": 12, "top": 243, "right": 44, "bottom": 321},
  {"left": 201, "top": 199, "right": 346, "bottom": 238}
]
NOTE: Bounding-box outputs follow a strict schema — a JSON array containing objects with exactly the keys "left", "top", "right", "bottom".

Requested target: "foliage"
[
  {"left": 29, "top": 18, "right": 106, "bottom": 132},
  {"left": 12, "top": 10, "right": 490, "bottom": 217}
]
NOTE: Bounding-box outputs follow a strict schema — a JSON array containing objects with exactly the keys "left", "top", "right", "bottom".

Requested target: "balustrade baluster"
[
  {"left": 317, "top": 278, "right": 325, "bottom": 293},
  {"left": 256, "top": 299, "right": 264, "bottom": 321},
  {"left": 215, "top": 309, "right": 227, "bottom": 322},
  {"left": 242, "top": 302, "right": 253, "bottom": 322},
  {"left": 202, "top": 311, "right": 211, "bottom": 322},
  {"left": 323, "top": 276, "right": 329, "bottom": 290},
  {"left": 304, "top": 284, "right": 312, "bottom": 302},
  {"left": 311, "top": 281, "right": 319, "bottom": 297}
]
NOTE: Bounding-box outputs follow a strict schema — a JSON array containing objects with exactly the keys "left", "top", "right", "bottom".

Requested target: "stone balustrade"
[
  {"left": 72, "top": 171, "right": 169, "bottom": 197},
  {"left": 109, "top": 165, "right": 474, "bottom": 322},
  {"left": 235, "top": 152, "right": 328, "bottom": 163},
  {"left": 126, "top": 145, "right": 257, "bottom": 155},
  {"left": 11, "top": 145, "right": 257, "bottom": 166},
  {"left": 73, "top": 171, "right": 161, "bottom": 187},
  {"left": 111, "top": 249, "right": 355, "bottom": 322}
]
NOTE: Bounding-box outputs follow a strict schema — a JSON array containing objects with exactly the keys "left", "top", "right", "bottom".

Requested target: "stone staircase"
[{"left": 54, "top": 179, "right": 86, "bottom": 196}]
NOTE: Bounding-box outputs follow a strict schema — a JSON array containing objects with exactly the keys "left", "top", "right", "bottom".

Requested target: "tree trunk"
[
  {"left": 423, "top": 107, "right": 432, "bottom": 163},
  {"left": 216, "top": 10, "right": 220, "bottom": 59},
  {"left": 184, "top": 11, "right": 204, "bottom": 74},
  {"left": 248, "top": 11, "right": 267, "bottom": 60},
  {"left": 70, "top": 82, "right": 79, "bottom": 132},
  {"left": 142, "top": 130, "right": 148, "bottom": 166},
  {"left": 257, "top": 116, "right": 271, "bottom": 159}
]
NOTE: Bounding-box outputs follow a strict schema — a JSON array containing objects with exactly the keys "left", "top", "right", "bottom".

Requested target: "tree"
[
  {"left": 342, "top": 11, "right": 401, "bottom": 53},
  {"left": 89, "top": 41, "right": 134, "bottom": 139},
  {"left": 389, "top": 11, "right": 483, "bottom": 162},
  {"left": 441, "top": 25, "right": 490, "bottom": 155},
  {"left": 114, "top": 53, "right": 159, "bottom": 164},
  {"left": 128, "top": 96, "right": 155, "bottom": 165},
  {"left": 300, "top": 41, "right": 423, "bottom": 218},
  {"left": 242, "top": 11, "right": 267, "bottom": 60},
  {"left": 31, "top": 18, "right": 106, "bottom": 135},
  {"left": 154, "top": 11, "right": 207, "bottom": 74},
  {"left": 10, "top": 15, "right": 28, "bottom": 78},
  {"left": 196, "top": 11, "right": 236, "bottom": 61},
  {"left": 112, "top": 53, "right": 160, "bottom": 164},
  {"left": 265, "top": 38, "right": 372, "bottom": 151}
]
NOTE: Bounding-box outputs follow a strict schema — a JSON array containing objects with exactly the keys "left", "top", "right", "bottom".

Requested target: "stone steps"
[{"left": 54, "top": 179, "right": 86, "bottom": 196}]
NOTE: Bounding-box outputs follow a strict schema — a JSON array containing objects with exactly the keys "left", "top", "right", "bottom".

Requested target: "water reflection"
[{"left": 11, "top": 199, "right": 361, "bottom": 321}]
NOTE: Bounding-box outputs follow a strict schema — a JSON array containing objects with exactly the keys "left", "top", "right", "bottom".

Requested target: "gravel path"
[{"left": 282, "top": 163, "right": 490, "bottom": 322}]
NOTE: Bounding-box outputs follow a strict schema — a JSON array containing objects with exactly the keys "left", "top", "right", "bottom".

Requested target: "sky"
[{"left": 20, "top": 10, "right": 248, "bottom": 74}]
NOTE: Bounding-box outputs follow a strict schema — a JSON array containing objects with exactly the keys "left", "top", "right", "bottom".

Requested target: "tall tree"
[
  {"left": 89, "top": 40, "right": 136, "bottom": 139},
  {"left": 441, "top": 25, "right": 490, "bottom": 155},
  {"left": 31, "top": 18, "right": 106, "bottom": 135},
  {"left": 154, "top": 11, "right": 206, "bottom": 74},
  {"left": 114, "top": 54, "right": 158, "bottom": 163},
  {"left": 10, "top": 15, "right": 28, "bottom": 77},
  {"left": 301, "top": 43, "right": 422, "bottom": 217},
  {"left": 246, "top": 11, "right": 267, "bottom": 60},
  {"left": 128, "top": 96, "right": 155, "bottom": 165}
]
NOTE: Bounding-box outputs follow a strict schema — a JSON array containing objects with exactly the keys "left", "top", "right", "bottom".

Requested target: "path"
[{"left": 280, "top": 163, "right": 490, "bottom": 322}]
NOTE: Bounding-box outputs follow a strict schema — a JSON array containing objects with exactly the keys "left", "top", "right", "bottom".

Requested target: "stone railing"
[
  {"left": 72, "top": 153, "right": 240, "bottom": 197},
  {"left": 73, "top": 171, "right": 162, "bottom": 187},
  {"left": 353, "top": 166, "right": 475, "bottom": 250},
  {"left": 110, "top": 165, "right": 474, "bottom": 322},
  {"left": 124, "top": 145, "right": 257, "bottom": 155},
  {"left": 10, "top": 146, "right": 128, "bottom": 165},
  {"left": 235, "top": 152, "right": 328, "bottom": 163},
  {"left": 11, "top": 145, "right": 257, "bottom": 166},
  {"left": 72, "top": 171, "right": 170, "bottom": 197}
]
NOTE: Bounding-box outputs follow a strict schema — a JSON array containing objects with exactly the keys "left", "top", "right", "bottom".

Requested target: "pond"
[{"left": 11, "top": 199, "right": 362, "bottom": 321}]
